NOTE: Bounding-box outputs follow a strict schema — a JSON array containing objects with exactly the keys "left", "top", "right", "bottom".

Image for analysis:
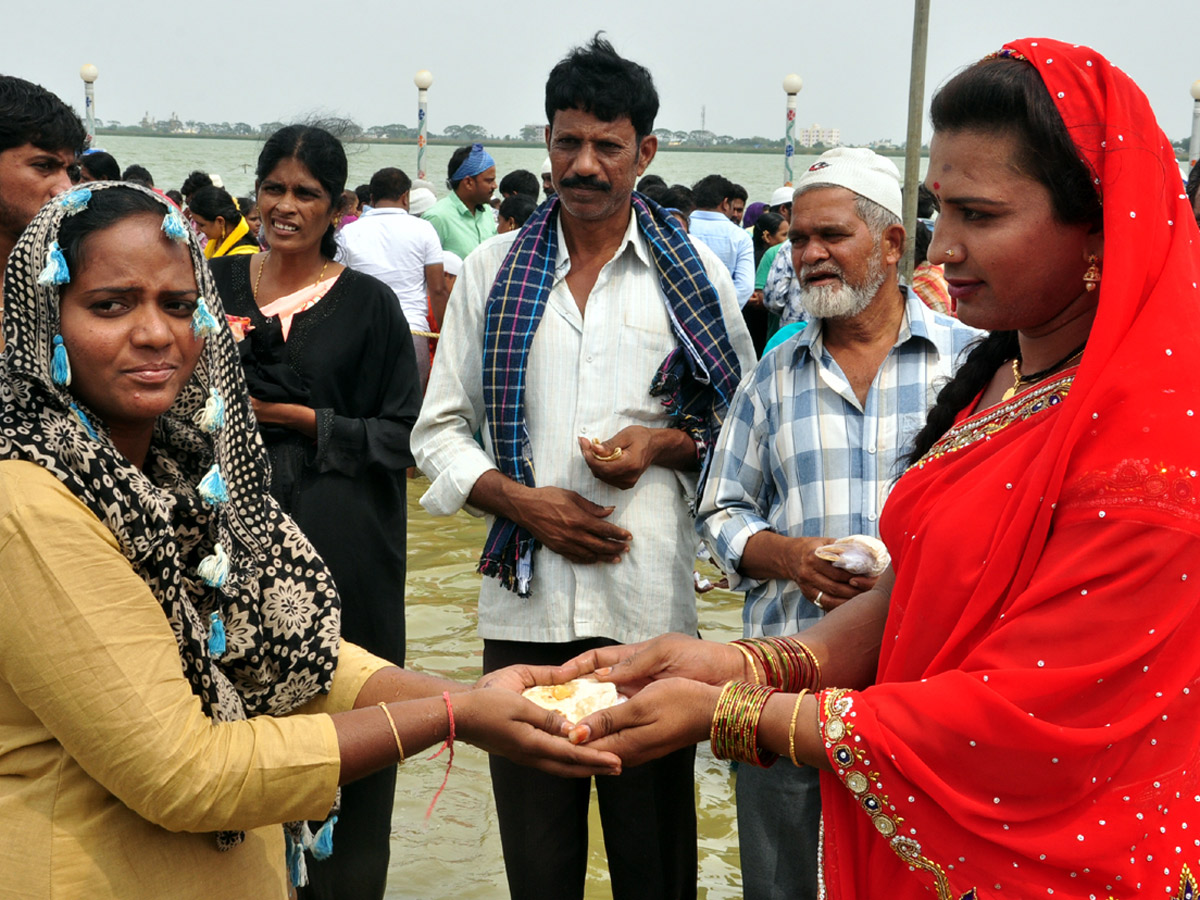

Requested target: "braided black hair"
[{"left": 904, "top": 331, "right": 1017, "bottom": 466}]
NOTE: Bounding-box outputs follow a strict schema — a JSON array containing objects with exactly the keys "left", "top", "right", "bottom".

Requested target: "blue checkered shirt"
[{"left": 696, "top": 286, "right": 982, "bottom": 637}]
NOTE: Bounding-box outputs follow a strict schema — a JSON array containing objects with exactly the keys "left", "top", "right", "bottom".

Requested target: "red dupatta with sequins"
[{"left": 818, "top": 39, "right": 1200, "bottom": 900}]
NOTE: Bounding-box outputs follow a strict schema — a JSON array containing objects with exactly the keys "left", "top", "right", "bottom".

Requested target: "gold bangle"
[
  {"left": 788, "top": 689, "right": 810, "bottom": 766},
  {"left": 377, "top": 701, "right": 406, "bottom": 764},
  {"left": 732, "top": 642, "right": 761, "bottom": 685}
]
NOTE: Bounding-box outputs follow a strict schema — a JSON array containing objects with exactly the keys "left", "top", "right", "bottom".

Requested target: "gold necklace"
[
  {"left": 1000, "top": 343, "right": 1087, "bottom": 401},
  {"left": 252, "top": 251, "right": 330, "bottom": 303}
]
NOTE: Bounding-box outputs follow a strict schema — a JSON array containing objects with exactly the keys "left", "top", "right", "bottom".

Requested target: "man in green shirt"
[{"left": 423, "top": 143, "right": 498, "bottom": 258}]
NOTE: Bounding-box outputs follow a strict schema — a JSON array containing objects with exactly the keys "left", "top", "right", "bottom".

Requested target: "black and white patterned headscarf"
[{"left": 0, "top": 181, "right": 340, "bottom": 853}]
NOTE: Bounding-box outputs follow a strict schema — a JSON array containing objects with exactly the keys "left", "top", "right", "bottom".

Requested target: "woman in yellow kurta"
[
  {"left": 0, "top": 182, "right": 618, "bottom": 899},
  {"left": 189, "top": 184, "right": 261, "bottom": 258}
]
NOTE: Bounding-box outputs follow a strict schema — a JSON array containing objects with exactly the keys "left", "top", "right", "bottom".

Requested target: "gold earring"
[{"left": 1083, "top": 254, "right": 1101, "bottom": 292}]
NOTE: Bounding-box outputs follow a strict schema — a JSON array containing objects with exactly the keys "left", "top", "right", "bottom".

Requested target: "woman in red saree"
[{"left": 563, "top": 38, "right": 1200, "bottom": 899}]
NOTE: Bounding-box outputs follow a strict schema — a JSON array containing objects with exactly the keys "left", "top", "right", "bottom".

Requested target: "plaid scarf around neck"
[{"left": 478, "top": 192, "right": 742, "bottom": 595}]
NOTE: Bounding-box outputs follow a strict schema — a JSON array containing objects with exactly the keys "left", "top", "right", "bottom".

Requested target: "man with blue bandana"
[{"left": 422, "top": 142, "right": 497, "bottom": 258}]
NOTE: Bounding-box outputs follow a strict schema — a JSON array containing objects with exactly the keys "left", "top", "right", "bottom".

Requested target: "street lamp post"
[
  {"left": 1189, "top": 79, "right": 1200, "bottom": 172},
  {"left": 79, "top": 63, "right": 99, "bottom": 148},
  {"left": 414, "top": 69, "right": 433, "bottom": 182},
  {"left": 782, "top": 74, "right": 803, "bottom": 186},
  {"left": 900, "top": 0, "right": 931, "bottom": 284}
]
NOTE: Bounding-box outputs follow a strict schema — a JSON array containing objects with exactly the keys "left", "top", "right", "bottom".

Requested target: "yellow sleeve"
[
  {"left": 0, "top": 461, "right": 342, "bottom": 833},
  {"left": 295, "top": 640, "right": 395, "bottom": 716}
]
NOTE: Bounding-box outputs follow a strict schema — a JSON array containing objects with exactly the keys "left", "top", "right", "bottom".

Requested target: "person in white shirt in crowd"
[
  {"left": 336, "top": 166, "right": 447, "bottom": 391},
  {"left": 413, "top": 34, "right": 754, "bottom": 900}
]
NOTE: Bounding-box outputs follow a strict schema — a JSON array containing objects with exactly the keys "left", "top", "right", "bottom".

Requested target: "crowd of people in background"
[{"left": 2, "top": 28, "right": 1200, "bottom": 900}]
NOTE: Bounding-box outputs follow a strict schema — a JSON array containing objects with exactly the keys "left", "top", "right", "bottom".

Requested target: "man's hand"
[
  {"left": 578, "top": 427, "right": 655, "bottom": 490},
  {"left": 578, "top": 426, "right": 697, "bottom": 490},
  {"left": 519, "top": 485, "right": 632, "bottom": 564},
  {"left": 468, "top": 472, "right": 632, "bottom": 565},
  {"left": 782, "top": 536, "right": 877, "bottom": 609},
  {"left": 740, "top": 532, "right": 877, "bottom": 611}
]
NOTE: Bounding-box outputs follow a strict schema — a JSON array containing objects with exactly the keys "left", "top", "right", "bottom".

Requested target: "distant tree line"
[
  {"left": 88, "top": 117, "right": 1193, "bottom": 158},
  {"left": 92, "top": 117, "right": 796, "bottom": 148}
]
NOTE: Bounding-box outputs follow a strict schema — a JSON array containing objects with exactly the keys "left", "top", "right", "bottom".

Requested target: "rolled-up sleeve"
[
  {"left": 695, "top": 374, "right": 774, "bottom": 591},
  {"left": 411, "top": 244, "right": 503, "bottom": 517}
]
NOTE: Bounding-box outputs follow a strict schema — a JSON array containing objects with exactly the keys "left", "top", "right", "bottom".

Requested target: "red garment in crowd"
[
  {"left": 912, "top": 260, "right": 954, "bottom": 316},
  {"left": 819, "top": 38, "right": 1200, "bottom": 899}
]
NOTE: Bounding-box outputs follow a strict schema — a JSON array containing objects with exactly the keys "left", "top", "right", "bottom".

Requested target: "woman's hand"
[
  {"left": 453, "top": 688, "right": 622, "bottom": 778},
  {"left": 559, "top": 633, "right": 748, "bottom": 694},
  {"left": 473, "top": 662, "right": 575, "bottom": 693},
  {"left": 249, "top": 397, "right": 317, "bottom": 438},
  {"left": 566, "top": 678, "right": 720, "bottom": 768}
]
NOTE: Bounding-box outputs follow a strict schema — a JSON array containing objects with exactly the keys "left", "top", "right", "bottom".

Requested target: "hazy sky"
[{"left": 7, "top": 0, "right": 1197, "bottom": 146}]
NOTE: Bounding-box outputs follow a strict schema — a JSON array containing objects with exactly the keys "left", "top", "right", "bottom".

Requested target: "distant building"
[{"left": 798, "top": 123, "right": 841, "bottom": 147}]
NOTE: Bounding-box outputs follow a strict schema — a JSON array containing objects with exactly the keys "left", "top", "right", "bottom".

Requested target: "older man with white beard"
[{"left": 695, "top": 147, "right": 981, "bottom": 900}]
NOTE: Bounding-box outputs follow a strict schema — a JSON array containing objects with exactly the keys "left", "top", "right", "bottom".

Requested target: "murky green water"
[{"left": 388, "top": 476, "right": 745, "bottom": 899}]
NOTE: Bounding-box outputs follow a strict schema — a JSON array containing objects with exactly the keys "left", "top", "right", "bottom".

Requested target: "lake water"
[
  {"left": 393, "top": 478, "right": 745, "bottom": 900},
  {"left": 94, "top": 133, "right": 927, "bottom": 206}
]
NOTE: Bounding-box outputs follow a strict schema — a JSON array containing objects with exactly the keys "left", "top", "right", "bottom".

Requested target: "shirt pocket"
[{"left": 614, "top": 298, "right": 678, "bottom": 423}]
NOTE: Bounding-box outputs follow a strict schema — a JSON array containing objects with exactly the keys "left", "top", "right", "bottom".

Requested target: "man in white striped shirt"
[
  {"left": 413, "top": 36, "right": 754, "bottom": 900},
  {"left": 696, "top": 148, "right": 981, "bottom": 900}
]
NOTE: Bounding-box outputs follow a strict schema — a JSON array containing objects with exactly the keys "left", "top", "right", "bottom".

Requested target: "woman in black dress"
[{"left": 210, "top": 125, "right": 419, "bottom": 900}]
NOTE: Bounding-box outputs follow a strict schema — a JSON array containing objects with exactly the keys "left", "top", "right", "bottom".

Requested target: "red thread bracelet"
[{"left": 424, "top": 691, "right": 456, "bottom": 819}]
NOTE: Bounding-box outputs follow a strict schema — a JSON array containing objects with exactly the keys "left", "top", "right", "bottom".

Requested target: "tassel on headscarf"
[
  {"left": 194, "top": 386, "right": 225, "bottom": 433},
  {"left": 51, "top": 335, "right": 71, "bottom": 386},
  {"left": 58, "top": 188, "right": 92, "bottom": 215},
  {"left": 207, "top": 611, "right": 227, "bottom": 656},
  {"left": 198, "top": 463, "right": 229, "bottom": 505},
  {"left": 69, "top": 401, "right": 98, "bottom": 439},
  {"left": 282, "top": 815, "right": 338, "bottom": 885},
  {"left": 311, "top": 816, "right": 337, "bottom": 860},
  {"left": 161, "top": 209, "right": 189, "bottom": 242},
  {"left": 198, "top": 543, "right": 230, "bottom": 588},
  {"left": 190, "top": 296, "right": 220, "bottom": 338},
  {"left": 37, "top": 241, "right": 70, "bottom": 286},
  {"left": 286, "top": 833, "right": 307, "bottom": 887}
]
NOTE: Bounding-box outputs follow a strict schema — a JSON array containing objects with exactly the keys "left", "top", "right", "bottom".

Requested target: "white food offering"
[
  {"left": 815, "top": 534, "right": 891, "bottom": 577},
  {"left": 523, "top": 677, "right": 625, "bottom": 722}
]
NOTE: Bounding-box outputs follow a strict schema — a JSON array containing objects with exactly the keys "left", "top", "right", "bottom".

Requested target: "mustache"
[
  {"left": 800, "top": 263, "right": 844, "bottom": 283},
  {"left": 559, "top": 175, "right": 612, "bottom": 192}
]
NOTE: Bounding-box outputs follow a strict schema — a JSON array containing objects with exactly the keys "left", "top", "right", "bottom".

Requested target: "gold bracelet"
[
  {"left": 788, "top": 689, "right": 810, "bottom": 766},
  {"left": 377, "top": 701, "right": 406, "bottom": 764},
  {"left": 732, "top": 642, "right": 761, "bottom": 685}
]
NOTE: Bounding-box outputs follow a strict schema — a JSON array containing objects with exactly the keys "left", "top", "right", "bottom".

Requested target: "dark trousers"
[
  {"left": 297, "top": 592, "right": 405, "bottom": 900},
  {"left": 736, "top": 761, "right": 821, "bottom": 900},
  {"left": 484, "top": 638, "right": 698, "bottom": 900},
  {"left": 297, "top": 765, "right": 398, "bottom": 900}
]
